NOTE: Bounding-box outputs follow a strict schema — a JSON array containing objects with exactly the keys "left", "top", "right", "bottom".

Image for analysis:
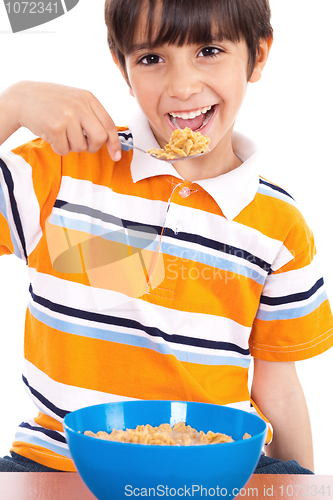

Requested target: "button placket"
[{"left": 146, "top": 182, "right": 183, "bottom": 298}]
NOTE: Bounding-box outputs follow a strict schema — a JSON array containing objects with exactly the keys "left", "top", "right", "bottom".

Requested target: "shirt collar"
[{"left": 128, "top": 109, "right": 261, "bottom": 221}]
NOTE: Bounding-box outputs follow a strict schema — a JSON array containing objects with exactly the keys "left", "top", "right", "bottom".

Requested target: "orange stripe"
[
  {"left": 11, "top": 413, "right": 75, "bottom": 471},
  {"left": 12, "top": 139, "right": 61, "bottom": 231},
  {"left": 182, "top": 362, "right": 250, "bottom": 405},
  {"left": 0, "top": 213, "right": 14, "bottom": 255},
  {"left": 28, "top": 232, "right": 90, "bottom": 286},
  {"left": 11, "top": 442, "right": 76, "bottom": 471},
  {"left": 276, "top": 237, "right": 316, "bottom": 274},
  {"left": 34, "top": 411, "right": 64, "bottom": 432},
  {"left": 61, "top": 145, "right": 226, "bottom": 217},
  {"left": 29, "top": 226, "right": 263, "bottom": 324},
  {"left": 25, "top": 311, "right": 249, "bottom": 405},
  {"left": 237, "top": 191, "right": 312, "bottom": 245},
  {"left": 144, "top": 255, "right": 263, "bottom": 325}
]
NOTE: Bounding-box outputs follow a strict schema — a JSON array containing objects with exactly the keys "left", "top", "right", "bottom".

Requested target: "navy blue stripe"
[
  {"left": 54, "top": 199, "right": 162, "bottom": 236},
  {"left": 54, "top": 200, "right": 270, "bottom": 273},
  {"left": 0, "top": 158, "right": 27, "bottom": 260},
  {"left": 22, "top": 375, "right": 69, "bottom": 419},
  {"left": 163, "top": 227, "right": 271, "bottom": 272},
  {"left": 29, "top": 285, "right": 250, "bottom": 356},
  {"left": 19, "top": 422, "right": 67, "bottom": 444},
  {"left": 55, "top": 199, "right": 127, "bottom": 228},
  {"left": 118, "top": 131, "right": 133, "bottom": 140},
  {"left": 54, "top": 200, "right": 161, "bottom": 236},
  {"left": 259, "top": 178, "right": 295, "bottom": 201},
  {"left": 260, "top": 278, "right": 324, "bottom": 306}
]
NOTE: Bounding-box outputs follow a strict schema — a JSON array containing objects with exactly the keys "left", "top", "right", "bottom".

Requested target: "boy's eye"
[
  {"left": 198, "top": 46, "right": 223, "bottom": 58},
  {"left": 139, "top": 54, "right": 163, "bottom": 65}
]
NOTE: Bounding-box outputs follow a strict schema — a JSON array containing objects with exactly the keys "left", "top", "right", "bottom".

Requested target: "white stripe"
[
  {"left": 14, "top": 431, "right": 71, "bottom": 459},
  {"left": 160, "top": 233, "right": 267, "bottom": 280},
  {"left": 28, "top": 267, "right": 252, "bottom": 350},
  {"left": 23, "top": 386, "right": 60, "bottom": 422},
  {"left": 23, "top": 360, "right": 138, "bottom": 418},
  {"left": 23, "top": 361, "right": 259, "bottom": 423},
  {"left": 28, "top": 301, "right": 250, "bottom": 368},
  {"left": 17, "top": 420, "right": 68, "bottom": 449},
  {"left": 258, "top": 183, "right": 297, "bottom": 207},
  {"left": 261, "top": 254, "right": 322, "bottom": 298},
  {"left": 0, "top": 159, "right": 26, "bottom": 259},
  {"left": 49, "top": 207, "right": 267, "bottom": 282},
  {"left": 165, "top": 200, "right": 284, "bottom": 267},
  {"left": 48, "top": 210, "right": 159, "bottom": 254},
  {"left": 58, "top": 176, "right": 287, "bottom": 268},
  {"left": 51, "top": 205, "right": 126, "bottom": 233},
  {"left": 224, "top": 400, "right": 251, "bottom": 411},
  {"left": 4, "top": 151, "right": 43, "bottom": 255},
  {"left": 259, "top": 284, "right": 324, "bottom": 313},
  {"left": 269, "top": 243, "right": 294, "bottom": 272},
  {"left": 30, "top": 296, "right": 249, "bottom": 360}
]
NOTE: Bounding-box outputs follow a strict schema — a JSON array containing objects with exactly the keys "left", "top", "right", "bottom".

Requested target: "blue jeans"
[
  {"left": 253, "top": 453, "right": 314, "bottom": 474},
  {"left": 0, "top": 452, "right": 64, "bottom": 472},
  {"left": 0, "top": 451, "right": 314, "bottom": 474}
]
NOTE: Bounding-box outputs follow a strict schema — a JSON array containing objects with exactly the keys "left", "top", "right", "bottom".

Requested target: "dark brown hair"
[{"left": 105, "top": 0, "right": 273, "bottom": 82}]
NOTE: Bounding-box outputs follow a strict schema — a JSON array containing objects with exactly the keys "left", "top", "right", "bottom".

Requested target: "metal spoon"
[{"left": 129, "top": 144, "right": 209, "bottom": 163}]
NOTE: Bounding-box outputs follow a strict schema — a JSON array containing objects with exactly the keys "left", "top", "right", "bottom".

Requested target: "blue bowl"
[{"left": 64, "top": 401, "right": 267, "bottom": 500}]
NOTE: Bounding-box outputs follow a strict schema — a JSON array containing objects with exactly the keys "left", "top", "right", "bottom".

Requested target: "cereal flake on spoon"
[{"left": 148, "top": 127, "right": 210, "bottom": 160}]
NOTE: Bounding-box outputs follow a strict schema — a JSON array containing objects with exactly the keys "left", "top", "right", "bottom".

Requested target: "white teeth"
[{"left": 169, "top": 105, "right": 212, "bottom": 120}]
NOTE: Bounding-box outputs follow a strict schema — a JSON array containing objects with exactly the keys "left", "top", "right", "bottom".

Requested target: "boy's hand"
[{"left": 0, "top": 81, "right": 122, "bottom": 161}]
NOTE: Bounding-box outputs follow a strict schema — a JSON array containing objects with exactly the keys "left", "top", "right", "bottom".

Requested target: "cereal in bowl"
[{"left": 84, "top": 421, "right": 251, "bottom": 446}]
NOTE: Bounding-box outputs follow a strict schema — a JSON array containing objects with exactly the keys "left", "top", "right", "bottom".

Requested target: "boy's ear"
[
  {"left": 111, "top": 51, "right": 134, "bottom": 96},
  {"left": 249, "top": 37, "right": 273, "bottom": 83}
]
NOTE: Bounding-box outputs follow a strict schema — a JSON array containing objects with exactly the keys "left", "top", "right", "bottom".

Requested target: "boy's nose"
[{"left": 166, "top": 66, "right": 203, "bottom": 100}]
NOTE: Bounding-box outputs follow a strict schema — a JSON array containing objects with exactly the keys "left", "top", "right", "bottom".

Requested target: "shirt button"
[
  {"left": 179, "top": 186, "right": 191, "bottom": 198},
  {"left": 172, "top": 221, "right": 181, "bottom": 235}
]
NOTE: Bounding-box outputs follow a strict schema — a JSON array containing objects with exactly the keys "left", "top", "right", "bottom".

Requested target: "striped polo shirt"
[{"left": 0, "top": 110, "right": 332, "bottom": 471}]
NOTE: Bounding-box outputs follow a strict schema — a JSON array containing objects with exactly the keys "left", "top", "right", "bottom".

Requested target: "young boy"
[{"left": 0, "top": 0, "right": 332, "bottom": 475}]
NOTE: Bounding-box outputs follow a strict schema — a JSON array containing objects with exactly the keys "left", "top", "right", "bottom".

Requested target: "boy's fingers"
[
  {"left": 106, "top": 138, "right": 122, "bottom": 162},
  {"left": 90, "top": 102, "right": 122, "bottom": 161},
  {"left": 66, "top": 122, "right": 91, "bottom": 154},
  {"left": 106, "top": 128, "right": 122, "bottom": 162},
  {"left": 80, "top": 118, "right": 109, "bottom": 154},
  {"left": 46, "top": 133, "right": 71, "bottom": 156}
]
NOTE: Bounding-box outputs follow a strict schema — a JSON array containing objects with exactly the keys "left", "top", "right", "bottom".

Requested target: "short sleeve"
[
  {"left": 249, "top": 217, "right": 333, "bottom": 361},
  {"left": 0, "top": 139, "right": 61, "bottom": 261}
]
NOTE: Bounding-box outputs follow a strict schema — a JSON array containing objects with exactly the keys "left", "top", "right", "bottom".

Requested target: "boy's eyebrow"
[
  {"left": 130, "top": 42, "right": 156, "bottom": 54},
  {"left": 129, "top": 37, "right": 232, "bottom": 55}
]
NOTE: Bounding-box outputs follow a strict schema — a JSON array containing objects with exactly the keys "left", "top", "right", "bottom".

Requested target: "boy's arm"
[
  {"left": 251, "top": 358, "right": 314, "bottom": 472},
  {"left": 0, "top": 81, "right": 122, "bottom": 161}
]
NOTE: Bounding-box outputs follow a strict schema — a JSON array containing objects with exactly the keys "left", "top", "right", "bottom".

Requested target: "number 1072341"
[
  {"left": 279, "top": 484, "right": 331, "bottom": 497},
  {"left": 5, "top": 2, "right": 59, "bottom": 14}
]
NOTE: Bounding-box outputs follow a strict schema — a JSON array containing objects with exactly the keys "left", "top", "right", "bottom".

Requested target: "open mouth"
[{"left": 168, "top": 105, "right": 216, "bottom": 132}]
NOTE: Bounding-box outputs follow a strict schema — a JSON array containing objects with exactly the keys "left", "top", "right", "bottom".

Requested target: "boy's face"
[{"left": 121, "top": 28, "right": 268, "bottom": 178}]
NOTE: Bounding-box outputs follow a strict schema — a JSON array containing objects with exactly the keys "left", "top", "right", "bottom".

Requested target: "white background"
[{"left": 0, "top": 0, "right": 332, "bottom": 474}]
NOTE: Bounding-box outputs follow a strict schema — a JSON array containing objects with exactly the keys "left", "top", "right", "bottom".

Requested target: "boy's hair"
[{"left": 105, "top": 0, "right": 273, "bottom": 82}]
